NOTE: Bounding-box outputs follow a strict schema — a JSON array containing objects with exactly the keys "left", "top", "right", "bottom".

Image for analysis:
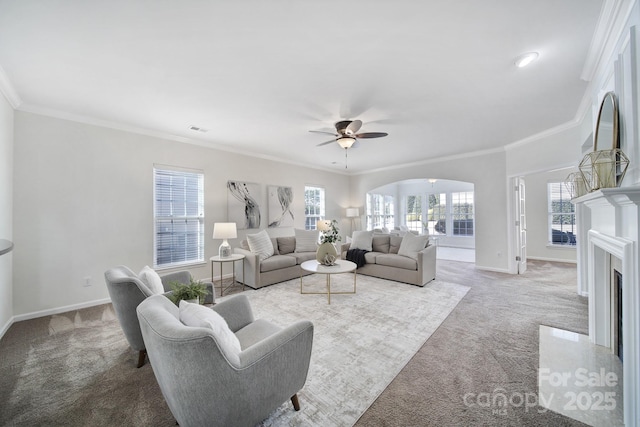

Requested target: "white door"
[{"left": 515, "top": 177, "right": 527, "bottom": 274}]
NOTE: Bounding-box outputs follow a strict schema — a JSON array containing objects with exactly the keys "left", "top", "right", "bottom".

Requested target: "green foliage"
[
  {"left": 319, "top": 219, "right": 341, "bottom": 244},
  {"left": 169, "top": 279, "right": 209, "bottom": 304}
]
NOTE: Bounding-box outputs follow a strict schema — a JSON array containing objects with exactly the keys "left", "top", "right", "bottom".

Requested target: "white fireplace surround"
[{"left": 575, "top": 187, "right": 640, "bottom": 427}]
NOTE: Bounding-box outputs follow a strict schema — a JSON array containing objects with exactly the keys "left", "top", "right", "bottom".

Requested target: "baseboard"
[
  {"left": 12, "top": 297, "right": 112, "bottom": 323},
  {"left": 527, "top": 256, "right": 577, "bottom": 264},
  {"left": 0, "top": 316, "right": 14, "bottom": 340},
  {"left": 475, "top": 265, "right": 511, "bottom": 274}
]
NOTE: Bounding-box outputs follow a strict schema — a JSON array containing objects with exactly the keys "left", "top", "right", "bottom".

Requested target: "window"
[
  {"left": 451, "top": 191, "right": 474, "bottom": 236},
  {"left": 154, "top": 167, "right": 204, "bottom": 268},
  {"left": 366, "top": 193, "right": 395, "bottom": 230},
  {"left": 405, "top": 195, "right": 422, "bottom": 233},
  {"left": 548, "top": 182, "right": 576, "bottom": 246},
  {"left": 304, "top": 186, "right": 325, "bottom": 230},
  {"left": 428, "top": 193, "right": 447, "bottom": 235}
]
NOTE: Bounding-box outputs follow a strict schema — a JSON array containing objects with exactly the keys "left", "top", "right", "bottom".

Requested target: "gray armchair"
[
  {"left": 136, "top": 293, "right": 314, "bottom": 427},
  {"left": 104, "top": 265, "right": 214, "bottom": 367}
]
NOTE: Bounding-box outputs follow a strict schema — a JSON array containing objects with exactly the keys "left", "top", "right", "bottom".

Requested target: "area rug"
[
  {"left": 230, "top": 274, "right": 470, "bottom": 426},
  {"left": 0, "top": 274, "right": 468, "bottom": 426}
]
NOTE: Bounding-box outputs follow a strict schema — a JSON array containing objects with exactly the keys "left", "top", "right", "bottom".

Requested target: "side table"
[{"left": 210, "top": 254, "right": 245, "bottom": 297}]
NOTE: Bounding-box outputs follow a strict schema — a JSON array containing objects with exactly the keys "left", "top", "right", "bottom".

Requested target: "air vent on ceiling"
[{"left": 189, "top": 125, "right": 208, "bottom": 133}]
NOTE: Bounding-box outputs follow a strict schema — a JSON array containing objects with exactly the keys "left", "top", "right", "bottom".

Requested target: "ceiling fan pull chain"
[{"left": 345, "top": 148, "right": 348, "bottom": 169}]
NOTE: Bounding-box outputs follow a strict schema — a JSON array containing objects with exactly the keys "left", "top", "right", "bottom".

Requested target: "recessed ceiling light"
[{"left": 515, "top": 52, "right": 539, "bottom": 68}]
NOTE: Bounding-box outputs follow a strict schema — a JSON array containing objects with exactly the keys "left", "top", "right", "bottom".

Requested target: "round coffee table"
[{"left": 300, "top": 259, "right": 357, "bottom": 304}]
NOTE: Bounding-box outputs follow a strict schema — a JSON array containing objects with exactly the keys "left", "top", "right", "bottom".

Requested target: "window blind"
[{"left": 154, "top": 168, "right": 204, "bottom": 267}]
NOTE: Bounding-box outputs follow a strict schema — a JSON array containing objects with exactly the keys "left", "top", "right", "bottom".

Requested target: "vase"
[{"left": 316, "top": 242, "right": 337, "bottom": 265}]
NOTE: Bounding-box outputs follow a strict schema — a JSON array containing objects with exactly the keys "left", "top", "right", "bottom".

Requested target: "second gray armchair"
[{"left": 104, "top": 265, "right": 214, "bottom": 367}]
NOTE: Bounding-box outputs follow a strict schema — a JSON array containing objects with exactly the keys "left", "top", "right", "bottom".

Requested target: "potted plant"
[
  {"left": 168, "top": 279, "right": 209, "bottom": 305},
  {"left": 317, "top": 219, "right": 341, "bottom": 265}
]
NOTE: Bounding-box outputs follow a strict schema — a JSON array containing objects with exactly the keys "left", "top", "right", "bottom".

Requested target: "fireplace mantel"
[{"left": 573, "top": 186, "right": 640, "bottom": 426}]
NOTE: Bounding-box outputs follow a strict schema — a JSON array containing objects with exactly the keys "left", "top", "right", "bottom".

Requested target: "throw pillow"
[
  {"left": 179, "top": 300, "right": 242, "bottom": 355},
  {"left": 138, "top": 266, "right": 164, "bottom": 295},
  {"left": 350, "top": 230, "right": 373, "bottom": 251},
  {"left": 277, "top": 236, "right": 296, "bottom": 254},
  {"left": 246, "top": 230, "right": 274, "bottom": 261},
  {"left": 294, "top": 229, "right": 319, "bottom": 252},
  {"left": 398, "top": 232, "right": 429, "bottom": 260}
]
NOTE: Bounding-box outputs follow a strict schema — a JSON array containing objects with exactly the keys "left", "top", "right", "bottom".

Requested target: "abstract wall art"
[
  {"left": 227, "top": 181, "right": 261, "bottom": 230},
  {"left": 268, "top": 185, "right": 294, "bottom": 228}
]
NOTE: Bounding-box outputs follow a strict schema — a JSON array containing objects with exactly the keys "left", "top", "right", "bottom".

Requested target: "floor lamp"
[{"left": 346, "top": 208, "right": 359, "bottom": 233}]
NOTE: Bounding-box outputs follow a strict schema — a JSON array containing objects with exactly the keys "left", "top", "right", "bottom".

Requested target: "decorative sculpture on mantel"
[{"left": 577, "top": 92, "right": 629, "bottom": 195}]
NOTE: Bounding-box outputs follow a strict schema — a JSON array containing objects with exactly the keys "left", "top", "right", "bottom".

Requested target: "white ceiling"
[{"left": 0, "top": 0, "right": 606, "bottom": 173}]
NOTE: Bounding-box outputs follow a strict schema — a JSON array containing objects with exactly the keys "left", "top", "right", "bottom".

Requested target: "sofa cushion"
[
  {"left": 178, "top": 300, "right": 241, "bottom": 356},
  {"left": 286, "top": 252, "right": 317, "bottom": 264},
  {"left": 277, "top": 236, "right": 296, "bottom": 254},
  {"left": 138, "top": 266, "right": 164, "bottom": 295},
  {"left": 350, "top": 230, "right": 373, "bottom": 251},
  {"left": 398, "top": 233, "right": 429, "bottom": 261},
  {"left": 389, "top": 235, "right": 403, "bottom": 254},
  {"left": 294, "top": 229, "right": 319, "bottom": 252},
  {"left": 371, "top": 235, "right": 390, "bottom": 253},
  {"left": 260, "top": 255, "right": 297, "bottom": 272},
  {"left": 270, "top": 237, "right": 280, "bottom": 255},
  {"left": 364, "top": 251, "right": 381, "bottom": 264},
  {"left": 376, "top": 254, "right": 418, "bottom": 270},
  {"left": 247, "top": 230, "right": 275, "bottom": 261}
]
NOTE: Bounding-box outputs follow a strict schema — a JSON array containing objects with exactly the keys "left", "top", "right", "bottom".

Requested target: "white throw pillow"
[
  {"left": 179, "top": 300, "right": 242, "bottom": 357},
  {"left": 397, "top": 232, "right": 429, "bottom": 260},
  {"left": 350, "top": 230, "right": 373, "bottom": 251},
  {"left": 246, "top": 229, "right": 274, "bottom": 261},
  {"left": 138, "top": 266, "right": 164, "bottom": 295},
  {"left": 294, "top": 229, "right": 319, "bottom": 252}
]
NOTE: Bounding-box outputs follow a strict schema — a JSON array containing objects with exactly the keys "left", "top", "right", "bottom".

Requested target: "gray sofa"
[
  {"left": 234, "top": 236, "right": 316, "bottom": 289},
  {"left": 340, "top": 234, "right": 437, "bottom": 286}
]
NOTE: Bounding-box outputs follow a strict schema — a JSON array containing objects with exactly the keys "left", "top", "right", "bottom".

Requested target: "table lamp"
[{"left": 213, "top": 222, "right": 237, "bottom": 258}]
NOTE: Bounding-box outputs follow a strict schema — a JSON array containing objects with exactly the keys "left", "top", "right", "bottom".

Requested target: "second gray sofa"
[{"left": 340, "top": 234, "right": 436, "bottom": 286}]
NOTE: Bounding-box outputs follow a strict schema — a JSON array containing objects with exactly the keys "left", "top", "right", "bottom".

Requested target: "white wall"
[
  {"left": 13, "top": 111, "right": 350, "bottom": 317},
  {"left": 351, "top": 150, "right": 509, "bottom": 272},
  {"left": 0, "top": 92, "right": 13, "bottom": 333},
  {"left": 524, "top": 167, "right": 577, "bottom": 263}
]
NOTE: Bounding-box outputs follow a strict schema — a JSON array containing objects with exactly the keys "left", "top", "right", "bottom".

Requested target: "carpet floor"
[{"left": 0, "top": 259, "right": 589, "bottom": 426}]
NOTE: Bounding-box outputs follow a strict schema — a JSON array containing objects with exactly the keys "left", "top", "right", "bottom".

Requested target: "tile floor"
[{"left": 538, "top": 325, "right": 624, "bottom": 427}]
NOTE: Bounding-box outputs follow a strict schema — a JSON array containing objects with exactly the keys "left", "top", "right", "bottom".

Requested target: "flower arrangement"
[{"left": 319, "top": 219, "right": 341, "bottom": 244}]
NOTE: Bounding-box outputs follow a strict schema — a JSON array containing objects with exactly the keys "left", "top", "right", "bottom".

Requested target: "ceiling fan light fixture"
[
  {"left": 337, "top": 137, "right": 356, "bottom": 149},
  {"left": 515, "top": 52, "right": 539, "bottom": 68}
]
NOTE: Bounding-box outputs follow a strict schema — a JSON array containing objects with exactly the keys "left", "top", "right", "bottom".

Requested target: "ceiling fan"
[
  {"left": 309, "top": 120, "right": 388, "bottom": 168},
  {"left": 310, "top": 119, "right": 388, "bottom": 149}
]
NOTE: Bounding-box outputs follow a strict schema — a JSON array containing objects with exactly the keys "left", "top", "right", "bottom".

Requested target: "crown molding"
[
  {"left": 581, "top": 0, "right": 636, "bottom": 82},
  {"left": 503, "top": 119, "right": 581, "bottom": 151},
  {"left": 353, "top": 146, "right": 506, "bottom": 176},
  {"left": 0, "top": 64, "right": 22, "bottom": 108}
]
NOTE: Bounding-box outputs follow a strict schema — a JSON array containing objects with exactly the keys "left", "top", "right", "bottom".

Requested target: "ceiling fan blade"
[
  {"left": 345, "top": 119, "right": 362, "bottom": 135},
  {"left": 354, "top": 132, "right": 388, "bottom": 138},
  {"left": 309, "top": 130, "right": 338, "bottom": 136},
  {"left": 316, "top": 138, "right": 337, "bottom": 147}
]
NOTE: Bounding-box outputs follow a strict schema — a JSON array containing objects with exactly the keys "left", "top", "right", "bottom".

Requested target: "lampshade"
[
  {"left": 346, "top": 208, "right": 359, "bottom": 218},
  {"left": 213, "top": 222, "right": 237, "bottom": 258},
  {"left": 337, "top": 137, "right": 356, "bottom": 149},
  {"left": 316, "top": 220, "right": 331, "bottom": 231},
  {"left": 213, "top": 222, "right": 237, "bottom": 239}
]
